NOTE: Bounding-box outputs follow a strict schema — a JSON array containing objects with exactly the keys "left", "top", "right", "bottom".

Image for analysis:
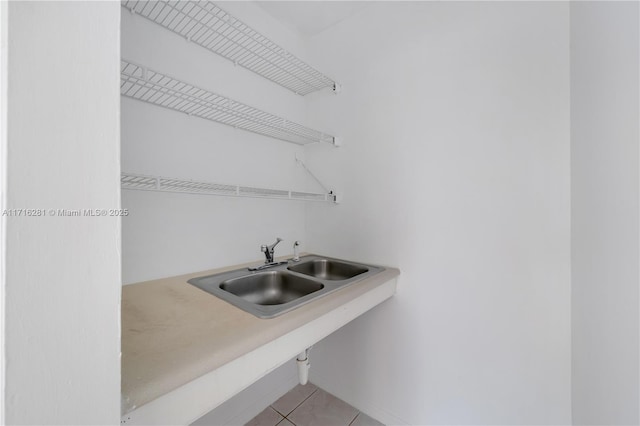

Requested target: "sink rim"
[{"left": 187, "top": 255, "right": 384, "bottom": 319}]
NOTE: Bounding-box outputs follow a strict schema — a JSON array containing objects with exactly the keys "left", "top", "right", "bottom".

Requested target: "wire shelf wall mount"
[
  {"left": 121, "top": 0, "right": 339, "bottom": 96},
  {"left": 121, "top": 60, "right": 338, "bottom": 146},
  {"left": 122, "top": 173, "right": 338, "bottom": 203}
]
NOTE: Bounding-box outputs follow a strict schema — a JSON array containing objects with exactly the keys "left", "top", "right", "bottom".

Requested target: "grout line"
[
  {"left": 269, "top": 406, "right": 285, "bottom": 421},
  {"left": 283, "top": 387, "right": 318, "bottom": 419},
  {"left": 348, "top": 412, "right": 361, "bottom": 426},
  {"left": 270, "top": 386, "right": 318, "bottom": 418},
  {"left": 275, "top": 418, "right": 291, "bottom": 426},
  {"left": 271, "top": 406, "right": 286, "bottom": 417},
  {"left": 260, "top": 384, "right": 374, "bottom": 426}
]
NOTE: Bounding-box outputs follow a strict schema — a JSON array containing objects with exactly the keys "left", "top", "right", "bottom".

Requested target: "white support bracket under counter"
[{"left": 120, "top": 256, "right": 399, "bottom": 425}]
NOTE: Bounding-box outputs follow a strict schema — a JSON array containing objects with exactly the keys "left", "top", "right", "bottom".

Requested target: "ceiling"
[{"left": 256, "top": 2, "right": 370, "bottom": 38}]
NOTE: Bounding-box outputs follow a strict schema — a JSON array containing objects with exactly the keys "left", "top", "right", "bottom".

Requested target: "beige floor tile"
[
  {"left": 349, "top": 412, "right": 384, "bottom": 426},
  {"left": 245, "top": 407, "right": 284, "bottom": 426},
  {"left": 277, "top": 419, "right": 295, "bottom": 426},
  {"left": 271, "top": 383, "right": 318, "bottom": 416},
  {"left": 287, "top": 388, "right": 359, "bottom": 426}
]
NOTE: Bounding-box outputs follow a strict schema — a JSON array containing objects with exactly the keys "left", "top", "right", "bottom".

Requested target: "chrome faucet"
[{"left": 261, "top": 237, "right": 283, "bottom": 264}]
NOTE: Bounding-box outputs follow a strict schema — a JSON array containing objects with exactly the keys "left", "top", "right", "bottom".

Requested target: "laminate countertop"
[{"left": 121, "top": 254, "right": 399, "bottom": 416}]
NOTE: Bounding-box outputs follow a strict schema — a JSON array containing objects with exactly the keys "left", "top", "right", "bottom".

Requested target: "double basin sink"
[{"left": 188, "top": 255, "right": 384, "bottom": 318}]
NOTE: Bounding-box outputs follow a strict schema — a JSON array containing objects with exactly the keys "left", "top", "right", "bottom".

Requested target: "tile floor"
[{"left": 245, "top": 383, "right": 383, "bottom": 426}]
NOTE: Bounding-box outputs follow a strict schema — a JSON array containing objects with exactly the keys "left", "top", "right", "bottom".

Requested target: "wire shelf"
[
  {"left": 121, "top": 60, "right": 336, "bottom": 146},
  {"left": 121, "top": 0, "right": 338, "bottom": 95},
  {"left": 121, "top": 172, "right": 335, "bottom": 203}
]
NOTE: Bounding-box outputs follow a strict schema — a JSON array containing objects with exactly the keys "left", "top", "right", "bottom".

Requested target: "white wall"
[
  {"left": 121, "top": 1, "right": 321, "bottom": 284},
  {"left": 570, "top": 2, "right": 640, "bottom": 424},
  {"left": 304, "top": 3, "right": 571, "bottom": 424},
  {"left": 4, "top": 2, "right": 121, "bottom": 424}
]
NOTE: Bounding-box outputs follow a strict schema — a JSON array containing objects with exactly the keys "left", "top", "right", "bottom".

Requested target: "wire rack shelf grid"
[
  {"left": 121, "top": 60, "right": 336, "bottom": 146},
  {"left": 121, "top": 0, "right": 337, "bottom": 95},
  {"left": 121, "top": 173, "right": 333, "bottom": 203}
]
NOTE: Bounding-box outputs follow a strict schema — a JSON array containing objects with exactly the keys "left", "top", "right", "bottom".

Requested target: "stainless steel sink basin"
[
  {"left": 188, "top": 255, "right": 384, "bottom": 318},
  {"left": 220, "top": 271, "right": 323, "bottom": 305},
  {"left": 287, "top": 259, "right": 368, "bottom": 280}
]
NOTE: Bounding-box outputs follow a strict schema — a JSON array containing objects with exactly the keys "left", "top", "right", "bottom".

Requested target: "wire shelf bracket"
[
  {"left": 294, "top": 154, "right": 339, "bottom": 203},
  {"left": 121, "top": 172, "right": 338, "bottom": 203},
  {"left": 121, "top": 0, "right": 340, "bottom": 96},
  {"left": 121, "top": 60, "right": 339, "bottom": 146}
]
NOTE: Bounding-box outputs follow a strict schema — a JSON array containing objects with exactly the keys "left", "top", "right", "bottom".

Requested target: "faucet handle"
[
  {"left": 268, "top": 237, "right": 283, "bottom": 250},
  {"left": 261, "top": 238, "right": 283, "bottom": 264}
]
